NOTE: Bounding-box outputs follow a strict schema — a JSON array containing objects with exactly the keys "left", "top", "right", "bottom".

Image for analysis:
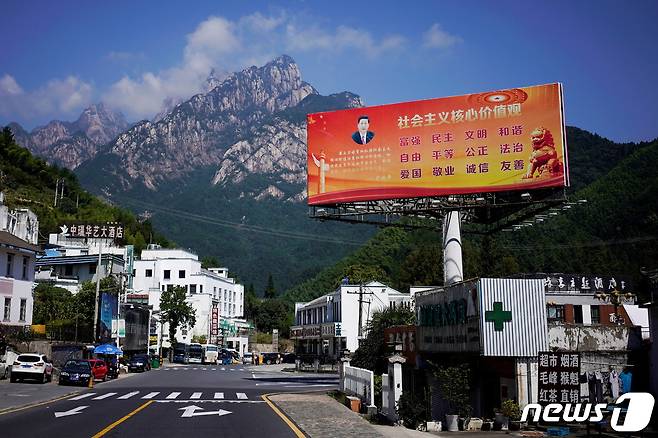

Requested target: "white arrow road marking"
[
  {"left": 70, "top": 393, "right": 96, "bottom": 401},
  {"left": 117, "top": 391, "right": 140, "bottom": 399},
  {"left": 236, "top": 393, "right": 247, "bottom": 400},
  {"left": 214, "top": 392, "right": 224, "bottom": 399},
  {"left": 55, "top": 406, "right": 88, "bottom": 418},
  {"left": 142, "top": 392, "right": 160, "bottom": 399},
  {"left": 178, "top": 405, "right": 232, "bottom": 418}
]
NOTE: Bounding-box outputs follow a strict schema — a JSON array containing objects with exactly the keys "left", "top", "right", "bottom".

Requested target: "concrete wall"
[{"left": 548, "top": 324, "right": 642, "bottom": 351}]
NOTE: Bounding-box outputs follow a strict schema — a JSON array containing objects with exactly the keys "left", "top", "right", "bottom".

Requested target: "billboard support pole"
[
  {"left": 92, "top": 239, "right": 103, "bottom": 343},
  {"left": 443, "top": 211, "right": 463, "bottom": 286}
]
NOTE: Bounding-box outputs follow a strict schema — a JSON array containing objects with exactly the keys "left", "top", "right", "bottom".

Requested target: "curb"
[
  {"left": 0, "top": 389, "right": 83, "bottom": 416},
  {"left": 262, "top": 392, "right": 308, "bottom": 438}
]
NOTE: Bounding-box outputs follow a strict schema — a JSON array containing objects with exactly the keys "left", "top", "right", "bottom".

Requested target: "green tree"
[
  {"left": 33, "top": 283, "right": 74, "bottom": 324},
  {"left": 351, "top": 306, "right": 415, "bottom": 375},
  {"left": 264, "top": 273, "right": 277, "bottom": 298},
  {"left": 244, "top": 283, "right": 259, "bottom": 320},
  {"left": 432, "top": 364, "right": 472, "bottom": 416},
  {"left": 342, "top": 264, "right": 388, "bottom": 286},
  {"left": 254, "top": 299, "right": 292, "bottom": 336},
  {"left": 201, "top": 256, "right": 220, "bottom": 269},
  {"left": 160, "top": 285, "right": 196, "bottom": 346}
]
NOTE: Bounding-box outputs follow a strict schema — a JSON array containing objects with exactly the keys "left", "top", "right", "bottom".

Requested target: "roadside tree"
[{"left": 160, "top": 285, "right": 196, "bottom": 347}]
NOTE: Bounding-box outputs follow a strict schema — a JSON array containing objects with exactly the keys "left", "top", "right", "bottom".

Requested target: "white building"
[
  {"left": 290, "top": 281, "right": 411, "bottom": 359},
  {"left": 0, "top": 193, "right": 39, "bottom": 328},
  {"left": 132, "top": 248, "right": 244, "bottom": 347},
  {"left": 35, "top": 233, "right": 130, "bottom": 294}
]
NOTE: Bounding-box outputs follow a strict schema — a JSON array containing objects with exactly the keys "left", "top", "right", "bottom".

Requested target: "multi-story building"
[
  {"left": 0, "top": 193, "right": 39, "bottom": 329},
  {"left": 290, "top": 281, "right": 411, "bottom": 360},
  {"left": 35, "top": 232, "right": 130, "bottom": 294},
  {"left": 132, "top": 248, "right": 244, "bottom": 348}
]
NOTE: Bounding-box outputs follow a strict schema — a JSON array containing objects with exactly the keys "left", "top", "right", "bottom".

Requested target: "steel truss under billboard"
[{"left": 309, "top": 187, "right": 570, "bottom": 234}]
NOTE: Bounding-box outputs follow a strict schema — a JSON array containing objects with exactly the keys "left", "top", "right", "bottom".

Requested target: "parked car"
[
  {"left": 128, "top": 354, "right": 151, "bottom": 372},
  {"left": 282, "top": 353, "right": 297, "bottom": 364},
  {"left": 59, "top": 360, "right": 93, "bottom": 386},
  {"left": 262, "top": 352, "right": 281, "bottom": 365},
  {"left": 10, "top": 353, "right": 53, "bottom": 383},
  {"left": 87, "top": 359, "right": 108, "bottom": 381},
  {"left": 242, "top": 352, "right": 253, "bottom": 365}
]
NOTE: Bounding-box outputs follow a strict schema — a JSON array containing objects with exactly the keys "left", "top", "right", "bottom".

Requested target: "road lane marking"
[
  {"left": 211, "top": 368, "right": 217, "bottom": 371},
  {"left": 54, "top": 406, "right": 89, "bottom": 418},
  {"left": 221, "top": 367, "right": 226, "bottom": 371},
  {"left": 117, "top": 391, "right": 140, "bottom": 400},
  {"left": 179, "top": 405, "right": 232, "bottom": 418},
  {"left": 262, "top": 394, "right": 305, "bottom": 438},
  {"left": 92, "top": 400, "right": 153, "bottom": 438},
  {"left": 166, "top": 392, "right": 181, "bottom": 399},
  {"left": 70, "top": 393, "right": 96, "bottom": 401},
  {"left": 92, "top": 393, "right": 117, "bottom": 400},
  {"left": 190, "top": 392, "right": 202, "bottom": 399},
  {"left": 214, "top": 392, "right": 224, "bottom": 399},
  {"left": 236, "top": 393, "right": 247, "bottom": 400},
  {"left": 142, "top": 392, "right": 160, "bottom": 399}
]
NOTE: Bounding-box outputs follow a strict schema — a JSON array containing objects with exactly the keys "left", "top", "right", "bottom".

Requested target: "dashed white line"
[
  {"left": 214, "top": 392, "right": 224, "bottom": 399},
  {"left": 236, "top": 393, "right": 247, "bottom": 400},
  {"left": 92, "top": 392, "right": 117, "bottom": 400},
  {"left": 70, "top": 393, "right": 96, "bottom": 401},
  {"left": 190, "top": 392, "right": 203, "bottom": 399},
  {"left": 117, "top": 391, "right": 140, "bottom": 400},
  {"left": 166, "top": 392, "right": 181, "bottom": 399},
  {"left": 142, "top": 392, "right": 160, "bottom": 399}
]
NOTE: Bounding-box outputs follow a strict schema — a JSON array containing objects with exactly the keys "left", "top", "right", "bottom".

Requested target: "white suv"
[{"left": 11, "top": 353, "right": 53, "bottom": 383}]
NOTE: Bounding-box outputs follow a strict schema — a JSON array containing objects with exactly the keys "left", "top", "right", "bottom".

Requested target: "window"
[
  {"left": 164, "top": 270, "right": 171, "bottom": 280},
  {"left": 145, "top": 269, "right": 153, "bottom": 278},
  {"left": 19, "top": 299, "right": 26, "bottom": 322},
  {"left": 89, "top": 264, "right": 97, "bottom": 275},
  {"left": 22, "top": 256, "right": 28, "bottom": 280},
  {"left": 65, "top": 265, "right": 73, "bottom": 276},
  {"left": 547, "top": 305, "right": 565, "bottom": 322},
  {"left": 190, "top": 284, "right": 197, "bottom": 294},
  {"left": 179, "top": 270, "right": 185, "bottom": 278},
  {"left": 574, "top": 305, "right": 583, "bottom": 324},
  {"left": 6, "top": 253, "right": 13, "bottom": 277},
  {"left": 3, "top": 297, "right": 10, "bottom": 321},
  {"left": 591, "top": 305, "right": 601, "bottom": 324},
  {"left": 199, "top": 285, "right": 203, "bottom": 293}
]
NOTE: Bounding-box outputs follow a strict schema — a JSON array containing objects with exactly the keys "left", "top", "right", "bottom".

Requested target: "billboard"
[
  {"left": 307, "top": 83, "right": 568, "bottom": 205},
  {"left": 99, "top": 292, "right": 118, "bottom": 344}
]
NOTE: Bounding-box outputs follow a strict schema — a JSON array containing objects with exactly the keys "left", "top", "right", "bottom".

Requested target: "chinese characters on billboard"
[
  {"left": 538, "top": 351, "right": 581, "bottom": 404},
  {"left": 307, "top": 83, "right": 568, "bottom": 205},
  {"left": 59, "top": 222, "right": 125, "bottom": 243}
]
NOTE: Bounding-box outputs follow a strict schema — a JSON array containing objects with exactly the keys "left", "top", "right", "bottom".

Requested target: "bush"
[
  {"left": 501, "top": 399, "right": 521, "bottom": 421},
  {"left": 397, "top": 389, "right": 430, "bottom": 430}
]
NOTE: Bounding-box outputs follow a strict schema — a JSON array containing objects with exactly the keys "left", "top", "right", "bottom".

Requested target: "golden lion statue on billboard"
[{"left": 523, "top": 127, "right": 563, "bottom": 179}]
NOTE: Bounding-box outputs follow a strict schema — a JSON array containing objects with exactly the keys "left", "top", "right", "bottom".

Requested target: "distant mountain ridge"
[{"left": 9, "top": 103, "right": 128, "bottom": 169}]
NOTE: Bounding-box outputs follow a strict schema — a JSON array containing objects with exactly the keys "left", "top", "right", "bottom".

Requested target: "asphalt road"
[{"left": 0, "top": 363, "right": 338, "bottom": 437}]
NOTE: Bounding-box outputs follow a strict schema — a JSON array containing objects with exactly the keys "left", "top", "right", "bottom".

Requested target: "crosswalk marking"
[
  {"left": 190, "top": 392, "right": 202, "bottom": 399},
  {"left": 214, "top": 392, "right": 224, "bottom": 399},
  {"left": 142, "top": 392, "right": 160, "bottom": 399},
  {"left": 117, "top": 391, "right": 139, "bottom": 400},
  {"left": 166, "top": 392, "right": 181, "bottom": 399},
  {"left": 236, "top": 393, "right": 247, "bottom": 400},
  {"left": 70, "top": 393, "right": 96, "bottom": 401},
  {"left": 92, "top": 392, "right": 117, "bottom": 400},
  {"left": 211, "top": 368, "right": 217, "bottom": 371},
  {"left": 220, "top": 367, "right": 225, "bottom": 371}
]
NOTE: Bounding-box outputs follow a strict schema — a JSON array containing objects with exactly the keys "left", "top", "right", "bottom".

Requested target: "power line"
[
  {"left": 116, "top": 196, "right": 365, "bottom": 246},
  {"left": 503, "top": 235, "right": 658, "bottom": 251}
]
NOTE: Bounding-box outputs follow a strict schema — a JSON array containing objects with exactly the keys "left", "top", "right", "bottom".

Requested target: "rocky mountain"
[
  {"left": 75, "top": 56, "right": 374, "bottom": 293},
  {"left": 9, "top": 103, "right": 128, "bottom": 169}
]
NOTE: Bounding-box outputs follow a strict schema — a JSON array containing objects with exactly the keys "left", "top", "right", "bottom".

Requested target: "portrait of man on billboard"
[{"left": 352, "top": 115, "right": 375, "bottom": 144}]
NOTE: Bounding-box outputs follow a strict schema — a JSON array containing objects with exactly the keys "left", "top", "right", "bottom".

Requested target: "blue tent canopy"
[{"left": 94, "top": 343, "right": 122, "bottom": 355}]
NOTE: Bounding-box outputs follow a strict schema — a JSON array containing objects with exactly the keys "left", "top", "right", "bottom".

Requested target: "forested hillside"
[{"left": 0, "top": 127, "right": 170, "bottom": 251}]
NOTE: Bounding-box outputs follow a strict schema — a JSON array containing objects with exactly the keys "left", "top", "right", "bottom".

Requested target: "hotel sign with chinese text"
[
  {"left": 59, "top": 222, "right": 125, "bottom": 243},
  {"left": 307, "top": 83, "right": 568, "bottom": 205}
]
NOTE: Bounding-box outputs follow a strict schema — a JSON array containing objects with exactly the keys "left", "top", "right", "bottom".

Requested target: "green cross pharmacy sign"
[{"left": 485, "top": 301, "right": 512, "bottom": 331}]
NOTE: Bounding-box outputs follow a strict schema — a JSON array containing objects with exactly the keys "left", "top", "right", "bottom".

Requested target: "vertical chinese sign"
[
  {"left": 307, "top": 83, "right": 568, "bottom": 205},
  {"left": 211, "top": 305, "right": 219, "bottom": 345},
  {"left": 538, "top": 351, "right": 581, "bottom": 405}
]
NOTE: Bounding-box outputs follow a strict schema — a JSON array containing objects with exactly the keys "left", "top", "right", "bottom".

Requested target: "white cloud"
[
  {"left": 0, "top": 74, "right": 93, "bottom": 122},
  {"left": 423, "top": 23, "right": 462, "bottom": 49},
  {"left": 285, "top": 24, "right": 406, "bottom": 57}
]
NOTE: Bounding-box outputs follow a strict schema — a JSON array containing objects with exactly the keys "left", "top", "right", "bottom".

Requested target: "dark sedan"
[
  {"left": 59, "top": 360, "right": 93, "bottom": 386},
  {"left": 128, "top": 354, "right": 151, "bottom": 372}
]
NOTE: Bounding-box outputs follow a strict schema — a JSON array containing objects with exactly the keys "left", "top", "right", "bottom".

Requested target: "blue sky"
[{"left": 1, "top": 0, "right": 657, "bottom": 142}]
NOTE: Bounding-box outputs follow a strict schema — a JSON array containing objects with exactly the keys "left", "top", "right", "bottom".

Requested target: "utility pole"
[{"left": 347, "top": 283, "right": 373, "bottom": 342}]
